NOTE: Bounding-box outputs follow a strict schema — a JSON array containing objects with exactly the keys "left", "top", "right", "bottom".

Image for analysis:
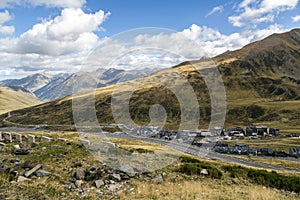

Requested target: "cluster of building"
[
  {"left": 224, "top": 125, "right": 280, "bottom": 139},
  {"left": 112, "top": 124, "right": 299, "bottom": 158},
  {"left": 213, "top": 142, "right": 300, "bottom": 158}
]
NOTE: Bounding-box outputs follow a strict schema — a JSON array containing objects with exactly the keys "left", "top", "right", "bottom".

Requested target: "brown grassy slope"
[
  {"left": 1, "top": 29, "right": 300, "bottom": 131},
  {"left": 0, "top": 86, "right": 43, "bottom": 114}
]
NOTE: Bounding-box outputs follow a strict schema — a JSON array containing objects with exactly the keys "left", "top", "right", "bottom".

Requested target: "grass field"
[{"left": 0, "top": 132, "right": 299, "bottom": 199}]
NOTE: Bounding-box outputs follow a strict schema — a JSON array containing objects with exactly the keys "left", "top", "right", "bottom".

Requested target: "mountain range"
[
  {"left": 0, "top": 68, "right": 157, "bottom": 101},
  {"left": 1, "top": 28, "right": 299, "bottom": 131}
]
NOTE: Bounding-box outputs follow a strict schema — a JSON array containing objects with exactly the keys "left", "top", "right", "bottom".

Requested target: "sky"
[{"left": 0, "top": 0, "right": 299, "bottom": 80}]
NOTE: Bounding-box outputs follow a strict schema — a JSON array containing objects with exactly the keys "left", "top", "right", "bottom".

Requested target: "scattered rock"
[
  {"left": 84, "top": 166, "right": 98, "bottom": 181},
  {"left": 108, "top": 183, "right": 122, "bottom": 192},
  {"left": 96, "top": 190, "right": 103, "bottom": 195},
  {"left": 110, "top": 174, "right": 121, "bottom": 182},
  {"left": 73, "top": 162, "right": 82, "bottom": 168},
  {"left": 14, "top": 149, "right": 30, "bottom": 155},
  {"left": 0, "top": 167, "right": 10, "bottom": 174},
  {"left": 13, "top": 158, "right": 21, "bottom": 163},
  {"left": 152, "top": 174, "right": 163, "bottom": 183},
  {"left": 73, "top": 169, "right": 85, "bottom": 180},
  {"left": 75, "top": 180, "right": 83, "bottom": 188},
  {"left": 95, "top": 179, "right": 105, "bottom": 188},
  {"left": 200, "top": 169, "right": 208, "bottom": 175},
  {"left": 24, "top": 164, "right": 43, "bottom": 177},
  {"left": 21, "top": 161, "right": 33, "bottom": 169},
  {"left": 17, "top": 176, "right": 31, "bottom": 182},
  {"left": 11, "top": 171, "right": 18, "bottom": 177},
  {"left": 68, "top": 183, "right": 74, "bottom": 191},
  {"left": 34, "top": 170, "right": 51, "bottom": 177}
]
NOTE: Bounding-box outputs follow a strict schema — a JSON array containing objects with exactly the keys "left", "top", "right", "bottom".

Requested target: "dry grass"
[
  {"left": 0, "top": 86, "right": 43, "bottom": 114},
  {"left": 120, "top": 178, "right": 300, "bottom": 200},
  {"left": 1, "top": 133, "right": 299, "bottom": 199},
  {"left": 229, "top": 155, "right": 300, "bottom": 173}
]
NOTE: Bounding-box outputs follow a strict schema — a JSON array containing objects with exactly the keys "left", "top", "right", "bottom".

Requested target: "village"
[{"left": 113, "top": 124, "right": 300, "bottom": 159}]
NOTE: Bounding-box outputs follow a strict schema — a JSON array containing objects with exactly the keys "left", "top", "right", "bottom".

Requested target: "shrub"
[
  {"left": 222, "top": 165, "right": 300, "bottom": 193},
  {"left": 178, "top": 156, "right": 222, "bottom": 179},
  {"left": 179, "top": 156, "right": 201, "bottom": 163}
]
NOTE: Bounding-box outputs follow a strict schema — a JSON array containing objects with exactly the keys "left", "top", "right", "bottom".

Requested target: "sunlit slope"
[{"left": 0, "top": 86, "right": 43, "bottom": 114}]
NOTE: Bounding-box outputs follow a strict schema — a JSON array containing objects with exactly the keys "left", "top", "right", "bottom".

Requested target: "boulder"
[
  {"left": 75, "top": 180, "right": 83, "bottom": 188},
  {"left": 21, "top": 160, "right": 33, "bottom": 169},
  {"left": 110, "top": 174, "right": 121, "bottom": 182},
  {"left": 151, "top": 174, "right": 163, "bottom": 183},
  {"left": 118, "top": 164, "right": 136, "bottom": 177},
  {"left": 34, "top": 170, "right": 51, "bottom": 177},
  {"left": 108, "top": 184, "right": 120, "bottom": 192},
  {"left": 95, "top": 179, "right": 105, "bottom": 188},
  {"left": 200, "top": 169, "right": 208, "bottom": 175},
  {"left": 14, "top": 149, "right": 30, "bottom": 155},
  {"left": 84, "top": 166, "right": 98, "bottom": 181},
  {"left": 24, "top": 164, "right": 43, "bottom": 177},
  {"left": 17, "top": 176, "right": 31, "bottom": 182},
  {"left": 73, "top": 169, "right": 85, "bottom": 180}
]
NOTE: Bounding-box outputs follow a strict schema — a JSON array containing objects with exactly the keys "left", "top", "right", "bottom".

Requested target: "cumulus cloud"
[
  {"left": 0, "top": 10, "right": 14, "bottom": 35},
  {"left": 181, "top": 24, "right": 287, "bottom": 56},
  {"left": 292, "top": 15, "right": 300, "bottom": 22},
  {"left": 206, "top": 6, "right": 224, "bottom": 17},
  {"left": 5, "top": 8, "right": 110, "bottom": 56},
  {"left": 229, "top": 0, "right": 298, "bottom": 27}
]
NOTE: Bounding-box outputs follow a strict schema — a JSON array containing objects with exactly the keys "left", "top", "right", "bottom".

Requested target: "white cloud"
[
  {"left": 0, "top": 10, "right": 12, "bottom": 24},
  {"left": 0, "top": 10, "right": 14, "bottom": 35},
  {"left": 292, "top": 15, "right": 300, "bottom": 22},
  {"left": 206, "top": 6, "right": 224, "bottom": 17},
  {"left": 181, "top": 24, "right": 287, "bottom": 56},
  {"left": 229, "top": 0, "right": 299, "bottom": 27},
  {"left": 5, "top": 8, "right": 110, "bottom": 56}
]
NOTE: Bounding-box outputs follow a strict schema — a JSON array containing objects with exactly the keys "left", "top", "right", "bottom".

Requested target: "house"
[
  {"left": 227, "top": 127, "right": 245, "bottom": 136},
  {"left": 269, "top": 128, "right": 280, "bottom": 136},
  {"left": 289, "top": 148, "right": 300, "bottom": 158}
]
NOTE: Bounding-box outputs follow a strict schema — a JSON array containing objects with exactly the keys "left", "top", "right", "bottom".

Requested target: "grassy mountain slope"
[
  {"left": 0, "top": 86, "right": 43, "bottom": 114},
  {"left": 1, "top": 29, "right": 300, "bottom": 132}
]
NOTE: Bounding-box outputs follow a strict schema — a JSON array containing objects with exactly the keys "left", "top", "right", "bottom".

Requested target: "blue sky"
[{"left": 0, "top": 0, "right": 299, "bottom": 80}]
